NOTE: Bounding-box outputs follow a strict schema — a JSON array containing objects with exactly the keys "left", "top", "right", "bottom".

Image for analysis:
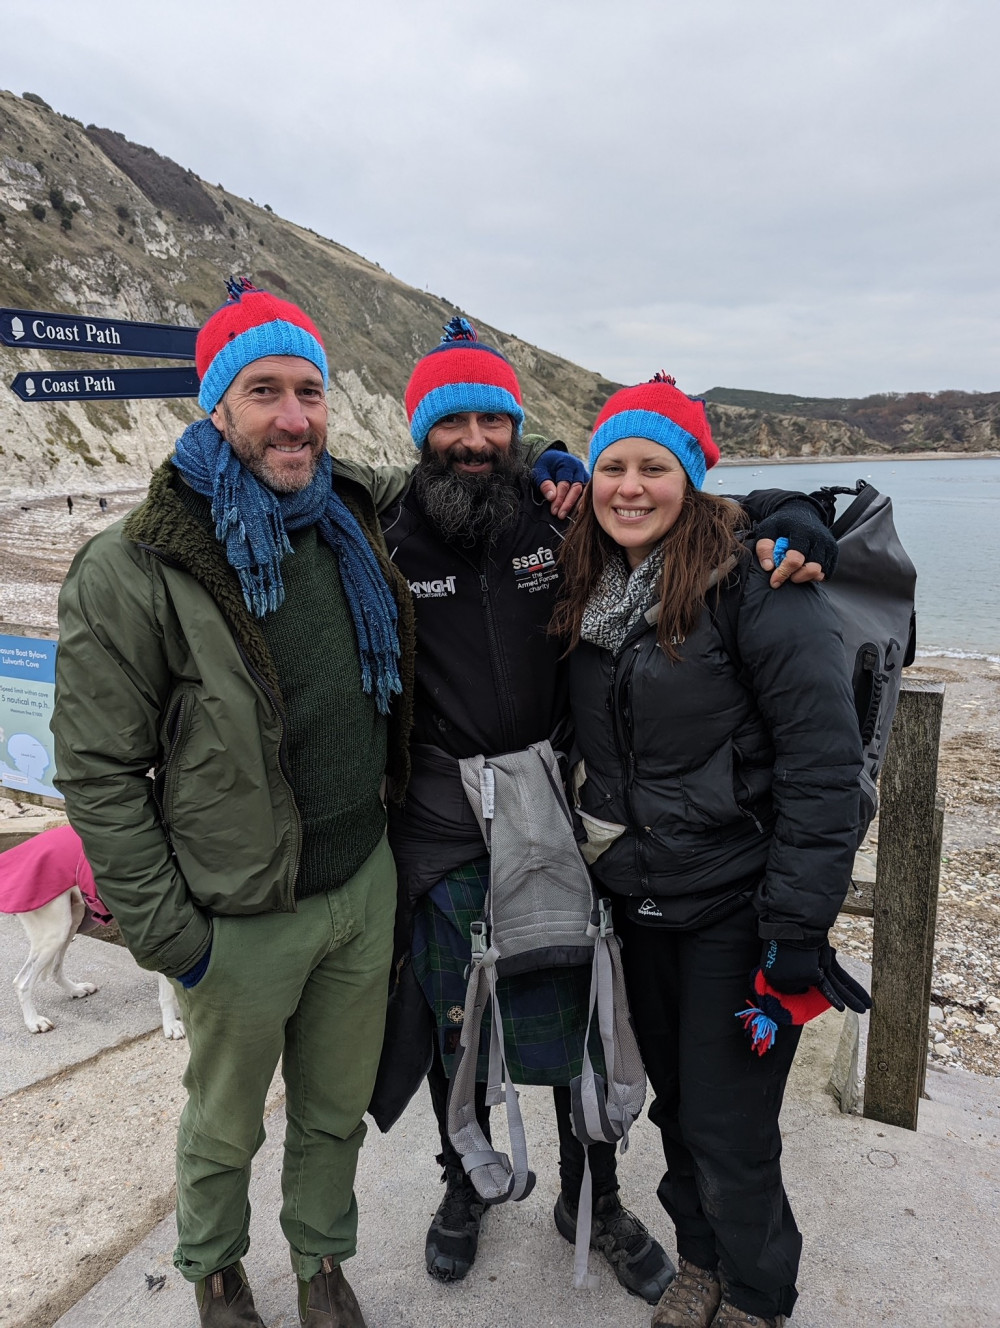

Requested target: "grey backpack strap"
[
  {"left": 446, "top": 927, "right": 517, "bottom": 1203},
  {"left": 566, "top": 899, "right": 647, "bottom": 1288},
  {"left": 458, "top": 752, "right": 492, "bottom": 845},
  {"left": 570, "top": 899, "right": 646, "bottom": 1151},
  {"left": 446, "top": 924, "right": 536, "bottom": 1204}
]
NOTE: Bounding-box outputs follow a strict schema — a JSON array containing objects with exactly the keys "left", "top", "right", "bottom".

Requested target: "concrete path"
[
  {"left": 51, "top": 1005, "right": 1000, "bottom": 1328},
  {"left": 0, "top": 917, "right": 174, "bottom": 1098}
]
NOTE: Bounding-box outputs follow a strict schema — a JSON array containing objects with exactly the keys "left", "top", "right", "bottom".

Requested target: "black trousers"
[
  {"left": 613, "top": 896, "right": 801, "bottom": 1320},
  {"left": 426, "top": 1042, "right": 620, "bottom": 1206}
]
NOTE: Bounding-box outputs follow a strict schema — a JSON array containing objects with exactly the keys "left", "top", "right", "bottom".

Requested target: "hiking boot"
[
  {"left": 297, "top": 1256, "right": 367, "bottom": 1327},
  {"left": 425, "top": 1164, "right": 487, "bottom": 1282},
  {"left": 195, "top": 1262, "right": 267, "bottom": 1327},
  {"left": 650, "top": 1256, "right": 721, "bottom": 1327},
  {"left": 553, "top": 1190, "right": 675, "bottom": 1305},
  {"left": 711, "top": 1302, "right": 785, "bottom": 1327}
]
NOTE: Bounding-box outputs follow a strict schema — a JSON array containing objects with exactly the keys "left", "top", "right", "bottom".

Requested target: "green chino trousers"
[{"left": 172, "top": 835, "right": 395, "bottom": 1283}]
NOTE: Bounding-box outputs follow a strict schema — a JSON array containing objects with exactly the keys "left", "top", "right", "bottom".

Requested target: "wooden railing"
[{"left": 838, "top": 679, "right": 946, "bottom": 1131}]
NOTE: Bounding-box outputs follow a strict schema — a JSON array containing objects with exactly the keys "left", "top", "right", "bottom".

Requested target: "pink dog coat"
[{"left": 0, "top": 824, "right": 111, "bottom": 923}]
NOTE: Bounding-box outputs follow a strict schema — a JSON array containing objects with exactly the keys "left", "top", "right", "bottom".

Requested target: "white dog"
[{"left": 2, "top": 824, "right": 184, "bottom": 1039}]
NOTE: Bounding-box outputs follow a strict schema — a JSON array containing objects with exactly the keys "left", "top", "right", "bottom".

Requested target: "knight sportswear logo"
[
  {"left": 408, "top": 575, "right": 457, "bottom": 599},
  {"left": 637, "top": 898, "right": 664, "bottom": 918}
]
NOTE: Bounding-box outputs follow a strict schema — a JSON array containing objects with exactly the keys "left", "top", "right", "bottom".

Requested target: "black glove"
[
  {"left": 761, "top": 939, "right": 871, "bottom": 1014},
  {"left": 753, "top": 499, "right": 839, "bottom": 578}
]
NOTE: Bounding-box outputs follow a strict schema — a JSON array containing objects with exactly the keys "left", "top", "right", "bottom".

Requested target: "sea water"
[{"left": 717, "top": 456, "right": 1000, "bottom": 659}]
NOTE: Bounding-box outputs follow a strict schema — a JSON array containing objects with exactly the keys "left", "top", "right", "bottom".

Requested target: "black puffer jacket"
[{"left": 569, "top": 563, "right": 862, "bottom": 942}]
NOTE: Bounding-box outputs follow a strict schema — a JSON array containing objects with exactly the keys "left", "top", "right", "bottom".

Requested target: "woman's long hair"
[{"left": 550, "top": 481, "right": 749, "bottom": 661}]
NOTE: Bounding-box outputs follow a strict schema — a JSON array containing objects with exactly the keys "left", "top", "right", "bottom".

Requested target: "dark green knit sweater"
[{"left": 176, "top": 484, "right": 387, "bottom": 898}]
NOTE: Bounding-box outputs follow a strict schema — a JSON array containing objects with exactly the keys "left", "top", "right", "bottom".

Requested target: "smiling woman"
[
  {"left": 552, "top": 373, "right": 867, "bottom": 1328},
  {"left": 590, "top": 439, "right": 688, "bottom": 568}
]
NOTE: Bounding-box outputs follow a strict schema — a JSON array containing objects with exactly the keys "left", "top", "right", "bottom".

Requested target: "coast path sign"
[
  {"left": 0, "top": 307, "right": 197, "bottom": 360},
  {"left": 10, "top": 368, "right": 199, "bottom": 401}
]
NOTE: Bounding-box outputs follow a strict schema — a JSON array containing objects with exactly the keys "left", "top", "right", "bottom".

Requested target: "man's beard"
[{"left": 413, "top": 441, "right": 529, "bottom": 546}]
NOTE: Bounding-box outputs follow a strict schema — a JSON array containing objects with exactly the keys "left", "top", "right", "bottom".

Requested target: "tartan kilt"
[{"left": 410, "top": 857, "right": 604, "bottom": 1086}]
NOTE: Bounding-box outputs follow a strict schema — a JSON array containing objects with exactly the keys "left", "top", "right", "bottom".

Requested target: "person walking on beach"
[
  {"left": 52, "top": 280, "right": 413, "bottom": 1328},
  {"left": 552, "top": 375, "right": 871, "bottom": 1327},
  {"left": 65, "top": 495, "right": 73, "bottom": 514}
]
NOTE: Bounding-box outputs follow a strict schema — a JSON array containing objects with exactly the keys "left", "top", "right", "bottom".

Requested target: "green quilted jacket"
[{"left": 52, "top": 457, "right": 415, "bottom": 978}]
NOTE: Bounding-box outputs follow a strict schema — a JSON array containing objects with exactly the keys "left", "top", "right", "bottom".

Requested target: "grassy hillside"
[{"left": 0, "top": 88, "right": 618, "bottom": 492}]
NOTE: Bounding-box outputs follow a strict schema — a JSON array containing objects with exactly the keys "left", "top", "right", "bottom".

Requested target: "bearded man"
[{"left": 52, "top": 280, "right": 413, "bottom": 1328}]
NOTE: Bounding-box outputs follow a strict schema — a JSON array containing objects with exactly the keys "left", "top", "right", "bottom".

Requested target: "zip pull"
[{"left": 480, "top": 572, "right": 489, "bottom": 606}]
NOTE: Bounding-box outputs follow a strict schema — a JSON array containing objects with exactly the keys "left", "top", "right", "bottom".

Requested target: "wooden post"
[{"left": 863, "top": 680, "right": 945, "bottom": 1131}]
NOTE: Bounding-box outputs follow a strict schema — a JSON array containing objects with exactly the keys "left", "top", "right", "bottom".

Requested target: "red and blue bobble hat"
[
  {"left": 195, "top": 276, "right": 329, "bottom": 412},
  {"left": 588, "top": 372, "right": 720, "bottom": 490},
  {"left": 404, "top": 317, "right": 525, "bottom": 447}
]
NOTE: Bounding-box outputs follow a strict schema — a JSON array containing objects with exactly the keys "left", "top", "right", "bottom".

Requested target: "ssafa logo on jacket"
[
  {"left": 408, "top": 574, "right": 458, "bottom": 599},
  {"left": 511, "top": 545, "right": 559, "bottom": 594}
]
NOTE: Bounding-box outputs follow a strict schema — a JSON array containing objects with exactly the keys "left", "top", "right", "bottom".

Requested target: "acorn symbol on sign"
[
  {"left": 10, "top": 316, "right": 25, "bottom": 340},
  {"left": 25, "top": 378, "right": 36, "bottom": 396}
]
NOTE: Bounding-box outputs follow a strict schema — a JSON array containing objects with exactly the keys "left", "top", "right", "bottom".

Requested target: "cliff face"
[
  {"left": 0, "top": 90, "right": 618, "bottom": 496},
  {"left": 703, "top": 387, "right": 1000, "bottom": 457},
  {"left": 706, "top": 403, "right": 874, "bottom": 459}
]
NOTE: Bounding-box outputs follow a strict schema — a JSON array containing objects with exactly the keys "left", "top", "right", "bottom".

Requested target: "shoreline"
[
  {"left": 917, "top": 647, "right": 1000, "bottom": 665},
  {"left": 0, "top": 450, "right": 997, "bottom": 502},
  {"left": 715, "top": 450, "right": 1000, "bottom": 467}
]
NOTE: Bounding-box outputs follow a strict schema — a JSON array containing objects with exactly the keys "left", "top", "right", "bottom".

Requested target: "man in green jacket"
[{"left": 52, "top": 280, "right": 415, "bottom": 1328}]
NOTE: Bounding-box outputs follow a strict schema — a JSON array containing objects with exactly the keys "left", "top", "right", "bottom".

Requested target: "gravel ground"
[{"left": 832, "top": 655, "right": 1000, "bottom": 1077}]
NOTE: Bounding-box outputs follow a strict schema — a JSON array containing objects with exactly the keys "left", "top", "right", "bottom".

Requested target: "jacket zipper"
[
  {"left": 479, "top": 564, "right": 518, "bottom": 749},
  {"left": 608, "top": 636, "right": 646, "bottom": 888},
  {"left": 159, "top": 692, "right": 189, "bottom": 827},
  {"left": 138, "top": 542, "right": 302, "bottom": 909}
]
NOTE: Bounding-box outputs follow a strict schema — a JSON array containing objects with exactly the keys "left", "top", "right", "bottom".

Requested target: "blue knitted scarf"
[{"left": 172, "top": 417, "right": 401, "bottom": 714}]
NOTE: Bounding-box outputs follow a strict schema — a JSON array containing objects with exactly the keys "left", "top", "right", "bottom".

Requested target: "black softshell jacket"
[
  {"left": 381, "top": 476, "right": 570, "bottom": 898},
  {"left": 568, "top": 564, "right": 863, "bottom": 943}
]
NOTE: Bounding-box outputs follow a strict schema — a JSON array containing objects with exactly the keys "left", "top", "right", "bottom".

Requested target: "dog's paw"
[
  {"left": 69, "top": 981, "right": 99, "bottom": 999},
  {"left": 26, "top": 1015, "right": 55, "bottom": 1034},
  {"left": 162, "top": 1017, "right": 186, "bottom": 1041}
]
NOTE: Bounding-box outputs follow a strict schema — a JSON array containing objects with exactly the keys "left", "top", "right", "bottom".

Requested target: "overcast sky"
[{"left": 2, "top": 0, "right": 998, "bottom": 397}]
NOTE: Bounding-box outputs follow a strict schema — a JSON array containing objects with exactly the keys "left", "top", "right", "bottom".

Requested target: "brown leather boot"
[
  {"left": 711, "top": 1301, "right": 785, "bottom": 1327},
  {"left": 297, "top": 1256, "right": 367, "bottom": 1327},
  {"left": 651, "top": 1256, "right": 722, "bottom": 1327},
  {"left": 195, "top": 1262, "right": 267, "bottom": 1327}
]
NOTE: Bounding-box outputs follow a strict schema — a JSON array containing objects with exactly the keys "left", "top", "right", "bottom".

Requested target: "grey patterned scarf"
[{"left": 580, "top": 544, "right": 666, "bottom": 653}]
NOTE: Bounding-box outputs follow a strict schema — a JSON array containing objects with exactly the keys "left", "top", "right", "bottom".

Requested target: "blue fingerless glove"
[
  {"left": 177, "top": 942, "right": 211, "bottom": 989},
  {"left": 532, "top": 448, "right": 589, "bottom": 489}
]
